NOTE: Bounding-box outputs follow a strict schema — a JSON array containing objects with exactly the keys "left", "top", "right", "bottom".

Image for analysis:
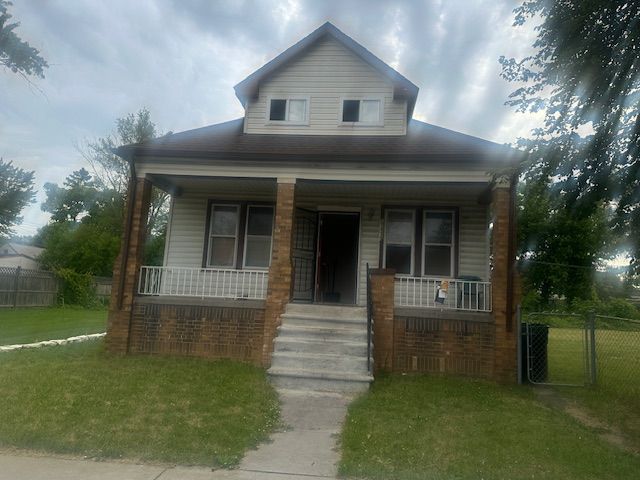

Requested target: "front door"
[{"left": 315, "top": 212, "right": 360, "bottom": 305}]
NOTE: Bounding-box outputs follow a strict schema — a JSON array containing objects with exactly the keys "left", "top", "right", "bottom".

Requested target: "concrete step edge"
[
  {"left": 281, "top": 313, "right": 367, "bottom": 323},
  {"left": 277, "top": 324, "right": 366, "bottom": 334},
  {"left": 271, "top": 351, "right": 368, "bottom": 362},
  {"left": 274, "top": 337, "right": 367, "bottom": 347},
  {"left": 268, "top": 367, "right": 373, "bottom": 383}
]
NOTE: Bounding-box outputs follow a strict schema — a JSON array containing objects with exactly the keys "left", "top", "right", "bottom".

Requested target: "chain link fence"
[
  {"left": 592, "top": 314, "right": 640, "bottom": 400},
  {"left": 521, "top": 312, "right": 592, "bottom": 386},
  {"left": 520, "top": 311, "right": 640, "bottom": 395}
]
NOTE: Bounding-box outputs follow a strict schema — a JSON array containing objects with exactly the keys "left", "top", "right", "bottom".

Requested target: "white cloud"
[{"left": 2, "top": 0, "right": 542, "bottom": 235}]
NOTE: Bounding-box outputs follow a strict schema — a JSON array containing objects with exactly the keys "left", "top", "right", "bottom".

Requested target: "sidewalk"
[{"left": 0, "top": 390, "right": 349, "bottom": 480}]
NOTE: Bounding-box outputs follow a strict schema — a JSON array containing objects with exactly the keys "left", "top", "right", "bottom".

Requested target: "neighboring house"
[
  {"left": 108, "top": 22, "right": 521, "bottom": 391},
  {"left": 0, "top": 243, "right": 44, "bottom": 270}
]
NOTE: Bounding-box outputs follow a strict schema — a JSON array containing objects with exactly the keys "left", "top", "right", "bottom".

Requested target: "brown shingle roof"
[{"left": 117, "top": 118, "right": 520, "bottom": 166}]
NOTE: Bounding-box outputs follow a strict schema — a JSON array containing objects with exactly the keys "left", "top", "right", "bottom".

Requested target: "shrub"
[{"left": 55, "top": 268, "right": 97, "bottom": 307}]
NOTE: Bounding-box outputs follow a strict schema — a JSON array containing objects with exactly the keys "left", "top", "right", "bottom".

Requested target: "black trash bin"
[
  {"left": 456, "top": 275, "right": 483, "bottom": 310},
  {"left": 520, "top": 323, "right": 549, "bottom": 382}
]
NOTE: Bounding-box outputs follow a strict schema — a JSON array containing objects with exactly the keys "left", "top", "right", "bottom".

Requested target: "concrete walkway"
[{"left": 0, "top": 390, "right": 350, "bottom": 480}]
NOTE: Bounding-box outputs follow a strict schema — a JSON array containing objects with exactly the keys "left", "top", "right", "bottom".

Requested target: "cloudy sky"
[{"left": 2, "top": 0, "right": 541, "bottom": 236}]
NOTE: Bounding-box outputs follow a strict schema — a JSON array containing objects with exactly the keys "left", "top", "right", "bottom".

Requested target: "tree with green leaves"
[
  {"left": 0, "top": 158, "right": 35, "bottom": 240},
  {"left": 77, "top": 108, "right": 169, "bottom": 237},
  {"left": 38, "top": 109, "right": 169, "bottom": 281},
  {"left": 0, "top": 0, "right": 48, "bottom": 79},
  {"left": 501, "top": 1, "right": 640, "bottom": 293},
  {"left": 517, "top": 179, "right": 609, "bottom": 304},
  {"left": 41, "top": 168, "right": 97, "bottom": 223}
]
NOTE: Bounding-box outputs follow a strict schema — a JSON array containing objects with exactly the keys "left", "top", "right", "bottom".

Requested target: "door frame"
[{"left": 315, "top": 210, "right": 361, "bottom": 305}]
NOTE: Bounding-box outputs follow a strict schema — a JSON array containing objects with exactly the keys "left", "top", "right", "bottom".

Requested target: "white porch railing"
[
  {"left": 138, "top": 266, "right": 268, "bottom": 300},
  {"left": 395, "top": 276, "right": 492, "bottom": 312}
]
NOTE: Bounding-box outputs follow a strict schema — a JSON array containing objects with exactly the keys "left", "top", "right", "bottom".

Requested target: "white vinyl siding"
[
  {"left": 357, "top": 205, "right": 381, "bottom": 306},
  {"left": 244, "top": 36, "right": 407, "bottom": 135}
]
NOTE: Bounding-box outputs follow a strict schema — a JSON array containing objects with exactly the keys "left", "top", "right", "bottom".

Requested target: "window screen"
[
  {"left": 244, "top": 206, "right": 274, "bottom": 268},
  {"left": 424, "top": 211, "right": 454, "bottom": 276},
  {"left": 288, "top": 99, "right": 306, "bottom": 122},
  {"left": 360, "top": 100, "right": 380, "bottom": 123},
  {"left": 208, "top": 205, "right": 239, "bottom": 267},
  {"left": 384, "top": 210, "right": 414, "bottom": 274}
]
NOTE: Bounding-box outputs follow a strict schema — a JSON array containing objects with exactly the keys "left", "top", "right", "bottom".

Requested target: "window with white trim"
[
  {"left": 207, "top": 205, "right": 239, "bottom": 267},
  {"left": 341, "top": 99, "right": 381, "bottom": 124},
  {"left": 383, "top": 209, "right": 414, "bottom": 275},
  {"left": 243, "top": 206, "right": 274, "bottom": 268},
  {"left": 268, "top": 98, "right": 308, "bottom": 123},
  {"left": 423, "top": 211, "right": 455, "bottom": 277}
]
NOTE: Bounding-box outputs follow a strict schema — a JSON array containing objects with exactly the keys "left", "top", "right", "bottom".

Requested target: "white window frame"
[
  {"left": 242, "top": 205, "right": 275, "bottom": 270},
  {"left": 382, "top": 208, "right": 415, "bottom": 276},
  {"left": 265, "top": 96, "right": 310, "bottom": 125},
  {"left": 339, "top": 96, "right": 384, "bottom": 126},
  {"left": 206, "top": 204, "right": 240, "bottom": 268},
  {"left": 422, "top": 209, "right": 456, "bottom": 278}
]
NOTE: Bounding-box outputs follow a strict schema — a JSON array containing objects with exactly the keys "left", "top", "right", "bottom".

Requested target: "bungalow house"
[
  {"left": 107, "top": 22, "right": 520, "bottom": 392},
  {"left": 0, "top": 243, "right": 44, "bottom": 270}
]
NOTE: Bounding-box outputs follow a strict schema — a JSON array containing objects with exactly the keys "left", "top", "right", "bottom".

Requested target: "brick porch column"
[
  {"left": 262, "top": 179, "right": 296, "bottom": 366},
  {"left": 106, "top": 176, "right": 152, "bottom": 353},
  {"left": 491, "top": 177, "right": 517, "bottom": 382},
  {"left": 370, "top": 269, "right": 396, "bottom": 373}
]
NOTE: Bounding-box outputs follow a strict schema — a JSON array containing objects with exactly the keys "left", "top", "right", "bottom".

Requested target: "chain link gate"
[{"left": 520, "top": 311, "right": 596, "bottom": 386}]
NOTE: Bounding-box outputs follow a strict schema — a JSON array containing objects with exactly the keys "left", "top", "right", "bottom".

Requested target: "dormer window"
[
  {"left": 267, "top": 97, "right": 309, "bottom": 124},
  {"left": 341, "top": 98, "right": 382, "bottom": 125}
]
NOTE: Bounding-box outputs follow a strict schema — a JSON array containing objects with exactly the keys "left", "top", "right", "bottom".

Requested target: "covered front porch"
[
  {"left": 108, "top": 172, "right": 516, "bottom": 381},
  {"left": 134, "top": 176, "right": 494, "bottom": 313}
]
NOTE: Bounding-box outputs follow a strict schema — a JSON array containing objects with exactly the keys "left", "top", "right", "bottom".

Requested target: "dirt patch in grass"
[{"left": 534, "top": 387, "right": 638, "bottom": 455}]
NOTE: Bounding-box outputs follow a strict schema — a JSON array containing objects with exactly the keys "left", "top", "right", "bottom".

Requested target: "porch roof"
[{"left": 116, "top": 118, "right": 522, "bottom": 167}]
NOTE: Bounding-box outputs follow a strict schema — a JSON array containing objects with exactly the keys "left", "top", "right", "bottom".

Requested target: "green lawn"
[
  {"left": 340, "top": 375, "right": 640, "bottom": 480},
  {"left": 548, "top": 327, "right": 640, "bottom": 451},
  {"left": 0, "top": 340, "right": 279, "bottom": 467},
  {"left": 0, "top": 307, "right": 107, "bottom": 345}
]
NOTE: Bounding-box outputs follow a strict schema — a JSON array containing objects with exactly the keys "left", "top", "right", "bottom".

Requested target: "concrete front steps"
[{"left": 268, "top": 303, "right": 373, "bottom": 394}]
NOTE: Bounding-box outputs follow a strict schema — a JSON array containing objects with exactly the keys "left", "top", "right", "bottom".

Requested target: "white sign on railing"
[
  {"left": 395, "top": 276, "right": 492, "bottom": 312},
  {"left": 138, "top": 266, "right": 268, "bottom": 300}
]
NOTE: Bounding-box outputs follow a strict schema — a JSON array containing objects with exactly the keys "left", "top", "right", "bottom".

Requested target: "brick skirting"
[
  {"left": 128, "top": 298, "right": 265, "bottom": 364},
  {"left": 393, "top": 312, "right": 495, "bottom": 379}
]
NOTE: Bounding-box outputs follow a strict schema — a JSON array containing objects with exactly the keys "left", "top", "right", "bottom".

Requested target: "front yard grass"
[
  {"left": 340, "top": 374, "right": 640, "bottom": 480},
  {"left": 0, "top": 306, "right": 107, "bottom": 345},
  {"left": 0, "top": 340, "right": 279, "bottom": 467},
  {"left": 547, "top": 326, "right": 640, "bottom": 450}
]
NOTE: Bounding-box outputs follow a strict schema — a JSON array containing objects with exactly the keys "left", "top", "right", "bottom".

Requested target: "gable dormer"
[{"left": 235, "top": 22, "right": 418, "bottom": 136}]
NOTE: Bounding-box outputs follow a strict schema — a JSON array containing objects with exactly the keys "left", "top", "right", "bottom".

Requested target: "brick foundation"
[
  {"left": 128, "top": 298, "right": 265, "bottom": 363},
  {"left": 393, "top": 311, "right": 495, "bottom": 378}
]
